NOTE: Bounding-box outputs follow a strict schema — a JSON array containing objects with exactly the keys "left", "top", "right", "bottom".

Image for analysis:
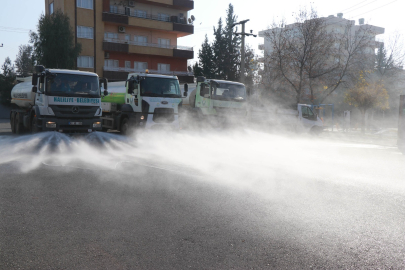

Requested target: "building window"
[
  {"left": 77, "top": 0, "right": 93, "bottom": 9},
  {"left": 77, "top": 56, "right": 94, "bottom": 68},
  {"left": 104, "top": 32, "right": 118, "bottom": 40},
  {"left": 77, "top": 26, "right": 94, "bottom": 39},
  {"left": 105, "top": 59, "right": 119, "bottom": 68},
  {"left": 134, "top": 61, "right": 148, "bottom": 71},
  {"left": 158, "top": 38, "right": 170, "bottom": 48},
  {"left": 131, "top": 10, "right": 147, "bottom": 18},
  {"left": 125, "top": 35, "right": 130, "bottom": 42},
  {"left": 49, "top": 2, "right": 54, "bottom": 15},
  {"left": 125, "top": 61, "right": 131, "bottom": 68},
  {"left": 158, "top": 63, "right": 170, "bottom": 73},
  {"left": 158, "top": 13, "right": 170, "bottom": 22},
  {"left": 134, "top": 36, "right": 147, "bottom": 45}
]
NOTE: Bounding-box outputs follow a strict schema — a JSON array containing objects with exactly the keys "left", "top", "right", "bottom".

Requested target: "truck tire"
[
  {"left": 10, "top": 112, "right": 16, "bottom": 134},
  {"left": 120, "top": 118, "right": 129, "bottom": 135},
  {"left": 31, "top": 115, "right": 39, "bottom": 133},
  {"left": 15, "top": 112, "right": 24, "bottom": 134}
]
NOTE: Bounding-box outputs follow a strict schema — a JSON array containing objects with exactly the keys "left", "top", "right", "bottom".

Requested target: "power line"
[
  {"left": 340, "top": 0, "right": 373, "bottom": 13},
  {"left": 344, "top": 0, "right": 380, "bottom": 14},
  {"left": 351, "top": 0, "right": 399, "bottom": 18}
]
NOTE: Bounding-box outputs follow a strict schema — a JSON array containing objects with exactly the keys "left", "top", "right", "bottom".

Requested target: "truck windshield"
[
  {"left": 140, "top": 77, "right": 181, "bottom": 98},
  {"left": 46, "top": 73, "right": 100, "bottom": 97},
  {"left": 212, "top": 83, "right": 246, "bottom": 101}
]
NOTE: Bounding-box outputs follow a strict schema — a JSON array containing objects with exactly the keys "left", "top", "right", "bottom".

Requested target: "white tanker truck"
[{"left": 10, "top": 65, "right": 108, "bottom": 134}]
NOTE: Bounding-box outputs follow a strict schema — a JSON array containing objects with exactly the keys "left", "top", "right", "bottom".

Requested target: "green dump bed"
[{"left": 101, "top": 81, "right": 126, "bottom": 104}]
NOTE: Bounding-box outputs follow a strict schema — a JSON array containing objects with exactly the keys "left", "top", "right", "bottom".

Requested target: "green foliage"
[
  {"left": 198, "top": 35, "right": 215, "bottom": 78},
  {"left": 196, "top": 4, "right": 246, "bottom": 81},
  {"left": 192, "top": 62, "right": 204, "bottom": 77},
  {"left": 0, "top": 57, "right": 16, "bottom": 105},
  {"left": 345, "top": 70, "right": 389, "bottom": 132},
  {"left": 15, "top": 44, "right": 35, "bottom": 77},
  {"left": 30, "top": 10, "right": 81, "bottom": 69}
]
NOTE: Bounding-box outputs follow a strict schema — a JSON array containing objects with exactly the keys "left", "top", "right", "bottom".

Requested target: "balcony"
[
  {"left": 103, "top": 38, "right": 194, "bottom": 59},
  {"left": 173, "top": 0, "right": 194, "bottom": 10},
  {"left": 103, "top": 6, "right": 193, "bottom": 36},
  {"left": 104, "top": 66, "right": 193, "bottom": 76}
]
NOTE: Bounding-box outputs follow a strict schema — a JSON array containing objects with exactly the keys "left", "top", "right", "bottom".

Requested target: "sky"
[{"left": 0, "top": 0, "right": 403, "bottom": 69}]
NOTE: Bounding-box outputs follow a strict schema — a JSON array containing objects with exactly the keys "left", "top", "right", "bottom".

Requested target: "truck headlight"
[
  {"left": 46, "top": 121, "right": 56, "bottom": 128},
  {"left": 93, "top": 121, "right": 102, "bottom": 128}
]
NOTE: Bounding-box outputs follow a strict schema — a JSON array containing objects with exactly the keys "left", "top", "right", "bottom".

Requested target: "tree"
[
  {"left": 262, "top": 7, "right": 376, "bottom": 105},
  {"left": 198, "top": 35, "right": 215, "bottom": 78},
  {"left": 211, "top": 4, "right": 242, "bottom": 81},
  {"left": 344, "top": 71, "right": 389, "bottom": 133},
  {"left": 30, "top": 10, "right": 81, "bottom": 69},
  {"left": 0, "top": 57, "right": 16, "bottom": 104},
  {"left": 15, "top": 45, "right": 35, "bottom": 77},
  {"left": 212, "top": 17, "right": 226, "bottom": 79},
  {"left": 222, "top": 3, "right": 240, "bottom": 81},
  {"left": 192, "top": 62, "right": 204, "bottom": 77}
]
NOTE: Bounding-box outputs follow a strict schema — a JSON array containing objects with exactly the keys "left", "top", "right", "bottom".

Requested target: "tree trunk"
[{"left": 360, "top": 109, "right": 366, "bottom": 134}]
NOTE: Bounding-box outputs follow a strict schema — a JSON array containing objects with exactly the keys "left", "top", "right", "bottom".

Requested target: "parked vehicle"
[
  {"left": 180, "top": 76, "right": 248, "bottom": 127},
  {"left": 100, "top": 72, "right": 186, "bottom": 134},
  {"left": 10, "top": 65, "right": 107, "bottom": 134},
  {"left": 248, "top": 104, "right": 324, "bottom": 133}
]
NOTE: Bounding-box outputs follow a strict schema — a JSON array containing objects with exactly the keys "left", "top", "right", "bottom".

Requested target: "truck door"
[
  {"left": 35, "top": 75, "right": 46, "bottom": 107},
  {"left": 126, "top": 82, "right": 141, "bottom": 113},
  {"left": 300, "top": 105, "right": 317, "bottom": 130},
  {"left": 195, "top": 83, "right": 212, "bottom": 115}
]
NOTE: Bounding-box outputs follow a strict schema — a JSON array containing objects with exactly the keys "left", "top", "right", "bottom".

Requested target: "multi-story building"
[
  {"left": 45, "top": 0, "right": 194, "bottom": 83},
  {"left": 258, "top": 13, "right": 385, "bottom": 61}
]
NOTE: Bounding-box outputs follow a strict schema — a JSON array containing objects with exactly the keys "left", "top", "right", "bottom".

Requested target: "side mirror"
[
  {"left": 104, "top": 90, "right": 109, "bottom": 96},
  {"left": 32, "top": 86, "right": 38, "bottom": 93},
  {"left": 32, "top": 74, "right": 38, "bottom": 86},
  {"left": 103, "top": 78, "right": 108, "bottom": 90},
  {"left": 35, "top": 65, "right": 45, "bottom": 73},
  {"left": 128, "top": 80, "right": 134, "bottom": 94},
  {"left": 99, "top": 78, "right": 108, "bottom": 90},
  {"left": 184, "top": 83, "right": 188, "bottom": 97}
]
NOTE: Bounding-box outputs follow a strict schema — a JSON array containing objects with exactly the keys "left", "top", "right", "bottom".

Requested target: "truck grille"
[
  {"left": 153, "top": 108, "right": 175, "bottom": 123},
  {"left": 49, "top": 105, "right": 98, "bottom": 118}
]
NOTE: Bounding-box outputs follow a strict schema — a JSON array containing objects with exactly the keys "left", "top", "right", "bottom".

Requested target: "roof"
[
  {"left": 128, "top": 73, "right": 178, "bottom": 79},
  {"left": 206, "top": 79, "right": 245, "bottom": 86},
  {"left": 47, "top": 69, "right": 99, "bottom": 77}
]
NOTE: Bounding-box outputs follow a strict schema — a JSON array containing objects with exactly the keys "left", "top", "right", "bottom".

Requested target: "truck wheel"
[
  {"left": 31, "top": 115, "right": 39, "bottom": 133},
  {"left": 15, "top": 112, "right": 24, "bottom": 134},
  {"left": 10, "top": 112, "right": 16, "bottom": 134},
  {"left": 120, "top": 118, "right": 129, "bottom": 135}
]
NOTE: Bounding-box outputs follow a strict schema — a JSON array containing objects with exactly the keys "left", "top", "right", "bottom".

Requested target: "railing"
[
  {"left": 104, "top": 38, "right": 193, "bottom": 51},
  {"left": 109, "top": 5, "right": 190, "bottom": 25},
  {"left": 104, "top": 66, "right": 193, "bottom": 76}
]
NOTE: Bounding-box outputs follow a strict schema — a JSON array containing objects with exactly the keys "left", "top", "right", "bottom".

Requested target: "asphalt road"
[{"left": 1, "top": 124, "right": 405, "bottom": 269}]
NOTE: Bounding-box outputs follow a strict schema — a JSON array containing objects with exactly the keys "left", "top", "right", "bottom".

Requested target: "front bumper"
[{"left": 38, "top": 117, "right": 102, "bottom": 133}]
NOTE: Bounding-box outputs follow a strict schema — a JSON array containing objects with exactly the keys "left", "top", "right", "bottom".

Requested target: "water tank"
[{"left": 10, "top": 80, "right": 35, "bottom": 109}]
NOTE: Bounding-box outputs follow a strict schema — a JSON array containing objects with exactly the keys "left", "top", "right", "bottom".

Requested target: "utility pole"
[{"left": 231, "top": 20, "right": 256, "bottom": 84}]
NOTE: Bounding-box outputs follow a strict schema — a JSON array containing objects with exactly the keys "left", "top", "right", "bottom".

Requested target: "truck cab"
[
  {"left": 10, "top": 65, "right": 107, "bottom": 134},
  {"left": 182, "top": 76, "right": 248, "bottom": 127},
  {"left": 101, "top": 72, "right": 184, "bottom": 133}
]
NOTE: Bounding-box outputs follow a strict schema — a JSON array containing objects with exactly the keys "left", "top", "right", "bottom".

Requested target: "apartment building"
[
  {"left": 258, "top": 13, "right": 384, "bottom": 60},
  {"left": 45, "top": 0, "right": 194, "bottom": 83}
]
